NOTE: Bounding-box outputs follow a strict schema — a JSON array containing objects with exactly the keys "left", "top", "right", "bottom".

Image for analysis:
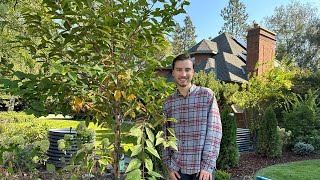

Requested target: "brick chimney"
[{"left": 246, "top": 24, "right": 276, "bottom": 76}]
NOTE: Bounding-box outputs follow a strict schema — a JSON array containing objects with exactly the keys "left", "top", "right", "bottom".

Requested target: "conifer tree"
[
  {"left": 219, "top": 0, "right": 249, "bottom": 40},
  {"left": 257, "top": 106, "right": 282, "bottom": 157},
  {"left": 171, "top": 15, "right": 197, "bottom": 55},
  {"left": 217, "top": 105, "right": 239, "bottom": 169}
]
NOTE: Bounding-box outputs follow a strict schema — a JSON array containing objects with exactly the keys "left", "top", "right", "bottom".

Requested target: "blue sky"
[{"left": 174, "top": 0, "right": 320, "bottom": 42}]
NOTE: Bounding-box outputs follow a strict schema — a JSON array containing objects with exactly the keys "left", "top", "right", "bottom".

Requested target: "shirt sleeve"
[{"left": 201, "top": 93, "right": 222, "bottom": 172}]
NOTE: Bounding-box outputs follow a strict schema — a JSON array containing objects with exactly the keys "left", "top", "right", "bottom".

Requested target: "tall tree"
[
  {"left": 171, "top": 23, "right": 184, "bottom": 55},
  {"left": 171, "top": 15, "right": 197, "bottom": 55},
  {"left": 219, "top": 0, "right": 249, "bottom": 40},
  {"left": 263, "top": 1, "right": 320, "bottom": 71},
  {"left": 0, "top": 0, "right": 188, "bottom": 178}
]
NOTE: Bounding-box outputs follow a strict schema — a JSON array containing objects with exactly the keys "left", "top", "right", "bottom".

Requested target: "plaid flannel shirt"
[{"left": 163, "top": 85, "right": 222, "bottom": 174}]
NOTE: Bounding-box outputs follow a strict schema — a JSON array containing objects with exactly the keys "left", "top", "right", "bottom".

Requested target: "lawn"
[{"left": 255, "top": 159, "right": 320, "bottom": 180}]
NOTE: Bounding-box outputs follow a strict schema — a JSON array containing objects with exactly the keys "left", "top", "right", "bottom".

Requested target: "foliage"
[
  {"left": 0, "top": 111, "right": 35, "bottom": 123},
  {"left": 292, "top": 142, "right": 315, "bottom": 156},
  {"left": 257, "top": 106, "right": 282, "bottom": 157},
  {"left": 0, "top": 0, "right": 188, "bottom": 178},
  {"left": 214, "top": 169, "right": 231, "bottom": 180},
  {"left": 263, "top": 1, "right": 320, "bottom": 71},
  {"left": 171, "top": 15, "right": 197, "bottom": 55},
  {"left": 217, "top": 106, "right": 239, "bottom": 170},
  {"left": 0, "top": 134, "right": 49, "bottom": 173},
  {"left": 295, "top": 130, "right": 320, "bottom": 151},
  {"left": 277, "top": 126, "right": 292, "bottom": 148},
  {"left": 219, "top": 0, "right": 250, "bottom": 40},
  {"left": 192, "top": 70, "right": 239, "bottom": 106},
  {"left": 282, "top": 90, "right": 319, "bottom": 140}
]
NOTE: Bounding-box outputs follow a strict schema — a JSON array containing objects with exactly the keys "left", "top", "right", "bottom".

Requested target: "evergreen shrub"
[
  {"left": 217, "top": 106, "right": 239, "bottom": 169},
  {"left": 257, "top": 106, "right": 282, "bottom": 157}
]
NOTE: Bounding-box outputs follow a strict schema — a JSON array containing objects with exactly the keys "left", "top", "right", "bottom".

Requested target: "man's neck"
[{"left": 177, "top": 84, "right": 192, "bottom": 96}]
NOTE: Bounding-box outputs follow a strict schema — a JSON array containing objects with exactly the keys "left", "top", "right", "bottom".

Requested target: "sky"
[{"left": 174, "top": 0, "right": 320, "bottom": 42}]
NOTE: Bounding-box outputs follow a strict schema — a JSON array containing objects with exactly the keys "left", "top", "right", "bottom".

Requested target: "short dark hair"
[{"left": 172, "top": 53, "right": 194, "bottom": 69}]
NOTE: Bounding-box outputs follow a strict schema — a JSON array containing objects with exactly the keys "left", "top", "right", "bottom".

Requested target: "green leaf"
[
  {"left": 156, "top": 131, "right": 164, "bottom": 138},
  {"left": 148, "top": 171, "right": 163, "bottom": 178},
  {"left": 68, "top": 71, "right": 77, "bottom": 82},
  {"left": 167, "top": 128, "right": 175, "bottom": 137},
  {"left": 146, "top": 127, "right": 155, "bottom": 143},
  {"left": 125, "top": 169, "right": 142, "bottom": 180},
  {"left": 145, "top": 158, "right": 153, "bottom": 172},
  {"left": 125, "top": 158, "right": 141, "bottom": 173},
  {"left": 168, "top": 140, "right": 178, "bottom": 151},
  {"left": 129, "top": 126, "right": 143, "bottom": 137},
  {"left": 131, "top": 144, "right": 142, "bottom": 157},
  {"left": 71, "top": 174, "right": 78, "bottom": 180},
  {"left": 46, "top": 163, "right": 56, "bottom": 173},
  {"left": 62, "top": 165, "right": 74, "bottom": 171},
  {"left": 146, "top": 147, "right": 160, "bottom": 159},
  {"left": 155, "top": 137, "right": 165, "bottom": 146},
  {"left": 146, "top": 139, "right": 154, "bottom": 148},
  {"left": 98, "top": 158, "right": 110, "bottom": 165}
]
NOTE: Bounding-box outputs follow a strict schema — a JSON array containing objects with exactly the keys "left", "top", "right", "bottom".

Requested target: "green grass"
[{"left": 255, "top": 159, "right": 320, "bottom": 180}]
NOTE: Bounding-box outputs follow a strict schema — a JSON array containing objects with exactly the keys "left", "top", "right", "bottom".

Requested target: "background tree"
[
  {"left": 171, "top": 15, "right": 197, "bottom": 55},
  {"left": 0, "top": 0, "right": 189, "bottom": 178},
  {"left": 0, "top": 0, "right": 42, "bottom": 111},
  {"left": 257, "top": 106, "right": 282, "bottom": 157},
  {"left": 263, "top": 1, "right": 320, "bottom": 71},
  {"left": 217, "top": 105, "right": 239, "bottom": 170},
  {"left": 219, "top": 0, "right": 249, "bottom": 41}
]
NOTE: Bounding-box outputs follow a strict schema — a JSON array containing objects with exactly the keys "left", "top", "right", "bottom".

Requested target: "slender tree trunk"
[
  {"left": 8, "top": 96, "right": 15, "bottom": 111},
  {"left": 113, "top": 100, "right": 121, "bottom": 179}
]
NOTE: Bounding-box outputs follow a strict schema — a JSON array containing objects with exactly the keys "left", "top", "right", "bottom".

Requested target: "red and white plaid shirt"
[{"left": 163, "top": 85, "right": 222, "bottom": 174}]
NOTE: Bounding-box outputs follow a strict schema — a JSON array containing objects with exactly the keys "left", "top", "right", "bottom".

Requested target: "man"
[{"left": 163, "top": 54, "right": 222, "bottom": 180}]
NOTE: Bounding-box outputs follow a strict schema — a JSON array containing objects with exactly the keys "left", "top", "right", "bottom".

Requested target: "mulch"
[{"left": 228, "top": 148, "right": 320, "bottom": 180}]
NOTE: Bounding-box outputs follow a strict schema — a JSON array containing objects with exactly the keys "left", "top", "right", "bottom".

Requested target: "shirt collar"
[{"left": 175, "top": 84, "right": 197, "bottom": 97}]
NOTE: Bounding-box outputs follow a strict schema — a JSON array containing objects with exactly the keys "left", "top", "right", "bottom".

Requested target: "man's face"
[{"left": 172, "top": 59, "right": 194, "bottom": 88}]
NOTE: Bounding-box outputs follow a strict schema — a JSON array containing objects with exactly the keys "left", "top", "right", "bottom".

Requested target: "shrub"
[
  {"left": 217, "top": 106, "right": 239, "bottom": 169},
  {"left": 215, "top": 169, "right": 231, "bottom": 180},
  {"left": 277, "top": 126, "right": 292, "bottom": 148},
  {"left": 295, "top": 129, "right": 320, "bottom": 150},
  {"left": 257, "top": 106, "right": 282, "bottom": 157},
  {"left": 0, "top": 111, "right": 35, "bottom": 123},
  {"left": 292, "top": 142, "right": 314, "bottom": 155}
]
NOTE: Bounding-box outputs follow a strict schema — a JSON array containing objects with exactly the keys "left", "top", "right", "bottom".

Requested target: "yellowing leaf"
[
  {"left": 127, "top": 94, "right": 136, "bottom": 102},
  {"left": 121, "top": 91, "right": 127, "bottom": 98},
  {"left": 73, "top": 96, "right": 84, "bottom": 113},
  {"left": 114, "top": 90, "right": 121, "bottom": 101},
  {"left": 118, "top": 74, "right": 125, "bottom": 79}
]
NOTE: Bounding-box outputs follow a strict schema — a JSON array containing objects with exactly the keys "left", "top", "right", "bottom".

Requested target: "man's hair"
[{"left": 172, "top": 53, "right": 194, "bottom": 69}]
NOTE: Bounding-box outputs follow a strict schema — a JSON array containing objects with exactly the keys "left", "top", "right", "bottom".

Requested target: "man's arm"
[{"left": 201, "top": 93, "right": 222, "bottom": 172}]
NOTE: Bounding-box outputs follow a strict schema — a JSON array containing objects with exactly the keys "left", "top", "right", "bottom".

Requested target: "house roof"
[
  {"left": 163, "top": 32, "right": 248, "bottom": 83},
  {"left": 188, "top": 39, "right": 218, "bottom": 55}
]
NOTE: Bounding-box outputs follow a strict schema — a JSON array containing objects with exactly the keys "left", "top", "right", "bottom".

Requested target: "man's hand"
[
  {"left": 169, "top": 170, "right": 181, "bottom": 180},
  {"left": 196, "top": 169, "right": 212, "bottom": 180}
]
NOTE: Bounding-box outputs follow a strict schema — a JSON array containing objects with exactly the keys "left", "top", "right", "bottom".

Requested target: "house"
[{"left": 158, "top": 24, "right": 276, "bottom": 128}]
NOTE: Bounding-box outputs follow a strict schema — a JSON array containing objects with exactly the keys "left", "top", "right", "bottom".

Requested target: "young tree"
[
  {"left": 171, "top": 15, "right": 197, "bottom": 55},
  {"left": 217, "top": 106, "right": 239, "bottom": 169},
  {"left": 257, "top": 106, "right": 282, "bottom": 157},
  {"left": 263, "top": 1, "right": 320, "bottom": 71},
  {"left": 219, "top": 0, "right": 249, "bottom": 41},
  {"left": 0, "top": 0, "right": 189, "bottom": 178}
]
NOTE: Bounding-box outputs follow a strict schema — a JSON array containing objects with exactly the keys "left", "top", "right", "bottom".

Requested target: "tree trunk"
[
  {"left": 113, "top": 100, "right": 121, "bottom": 179},
  {"left": 8, "top": 96, "right": 15, "bottom": 111}
]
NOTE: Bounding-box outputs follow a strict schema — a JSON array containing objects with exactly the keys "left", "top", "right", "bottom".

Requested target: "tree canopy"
[
  {"left": 263, "top": 1, "right": 320, "bottom": 71},
  {"left": 219, "top": 0, "right": 249, "bottom": 41}
]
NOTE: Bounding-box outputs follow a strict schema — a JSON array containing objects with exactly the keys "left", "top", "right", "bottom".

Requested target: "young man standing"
[{"left": 163, "top": 54, "right": 222, "bottom": 180}]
